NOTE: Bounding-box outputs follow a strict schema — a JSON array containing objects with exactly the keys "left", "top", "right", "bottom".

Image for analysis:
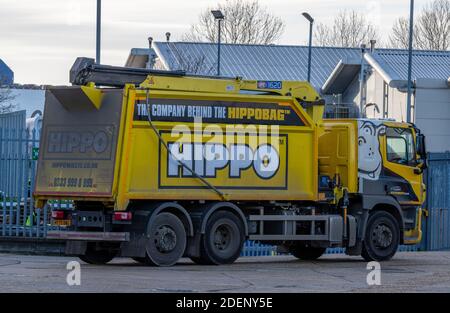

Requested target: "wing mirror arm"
[{"left": 414, "top": 159, "right": 426, "bottom": 174}]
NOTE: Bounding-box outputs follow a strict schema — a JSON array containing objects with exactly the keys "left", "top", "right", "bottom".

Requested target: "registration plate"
[{"left": 53, "top": 219, "right": 72, "bottom": 226}]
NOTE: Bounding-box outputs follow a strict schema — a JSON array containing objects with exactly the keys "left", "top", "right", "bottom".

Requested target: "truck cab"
[{"left": 320, "top": 118, "right": 426, "bottom": 259}]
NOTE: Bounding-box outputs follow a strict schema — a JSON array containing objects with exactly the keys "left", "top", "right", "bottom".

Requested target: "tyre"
[
  {"left": 143, "top": 212, "right": 187, "bottom": 267},
  {"left": 79, "top": 244, "right": 116, "bottom": 265},
  {"left": 193, "top": 211, "right": 245, "bottom": 265},
  {"left": 362, "top": 211, "right": 400, "bottom": 262},
  {"left": 289, "top": 244, "right": 326, "bottom": 260}
]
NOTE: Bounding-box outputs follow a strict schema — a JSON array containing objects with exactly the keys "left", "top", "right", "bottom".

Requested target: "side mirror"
[{"left": 416, "top": 134, "right": 427, "bottom": 169}]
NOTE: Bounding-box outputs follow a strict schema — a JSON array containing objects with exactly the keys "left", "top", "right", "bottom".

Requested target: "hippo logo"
[{"left": 358, "top": 120, "right": 386, "bottom": 180}]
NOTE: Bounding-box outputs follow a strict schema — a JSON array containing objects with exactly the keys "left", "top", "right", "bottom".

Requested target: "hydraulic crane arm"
[
  {"left": 70, "top": 57, "right": 186, "bottom": 87},
  {"left": 70, "top": 57, "right": 322, "bottom": 104}
]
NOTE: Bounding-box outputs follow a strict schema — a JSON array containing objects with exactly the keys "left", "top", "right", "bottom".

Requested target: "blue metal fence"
[
  {"left": 240, "top": 241, "right": 277, "bottom": 257},
  {"left": 424, "top": 152, "right": 450, "bottom": 251},
  {"left": 0, "top": 117, "right": 70, "bottom": 239},
  {"left": 0, "top": 125, "right": 47, "bottom": 238}
]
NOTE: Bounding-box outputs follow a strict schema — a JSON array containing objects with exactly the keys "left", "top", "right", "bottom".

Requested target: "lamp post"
[
  {"left": 406, "top": 0, "right": 414, "bottom": 123},
  {"left": 302, "top": 12, "right": 314, "bottom": 83},
  {"left": 211, "top": 10, "right": 224, "bottom": 76},
  {"left": 96, "top": 0, "right": 101, "bottom": 64}
]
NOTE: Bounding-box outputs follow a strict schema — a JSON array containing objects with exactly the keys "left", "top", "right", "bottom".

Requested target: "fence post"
[
  {"left": 36, "top": 208, "right": 41, "bottom": 238},
  {"left": 43, "top": 204, "right": 48, "bottom": 237}
]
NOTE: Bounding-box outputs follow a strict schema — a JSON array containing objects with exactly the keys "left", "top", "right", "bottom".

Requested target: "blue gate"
[
  {"left": 424, "top": 152, "right": 450, "bottom": 251},
  {"left": 0, "top": 111, "right": 69, "bottom": 239}
]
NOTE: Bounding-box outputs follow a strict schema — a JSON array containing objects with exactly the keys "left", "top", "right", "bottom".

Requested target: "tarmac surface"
[{"left": 1, "top": 251, "right": 450, "bottom": 292}]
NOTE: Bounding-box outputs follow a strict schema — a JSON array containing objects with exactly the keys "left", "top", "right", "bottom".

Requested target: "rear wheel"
[
  {"left": 191, "top": 211, "right": 245, "bottom": 265},
  {"left": 79, "top": 244, "right": 116, "bottom": 265},
  {"left": 289, "top": 244, "right": 326, "bottom": 260},
  {"left": 143, "top": 212, "right": 187, "bottom": 267},
  {"left": 362, "top": 211, "right": 400, "bottom": 262}
]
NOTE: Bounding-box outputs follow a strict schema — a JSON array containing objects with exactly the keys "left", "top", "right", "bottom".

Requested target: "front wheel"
[{"left": 362, "top": 211, "right": 400, "bottom": 262}]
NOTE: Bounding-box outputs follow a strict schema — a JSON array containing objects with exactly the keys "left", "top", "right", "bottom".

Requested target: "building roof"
[
  {"left": 151, "top": 42, "right": 362, "bottom": 89},
  {"left": 375, "top": 49, "right": 450, "bottom": 82},
  {"left": 0, "top": 59, "right": 13, "bottom": 86},
  {"left": 142, "top": 42, "right": 450, "bottom": 92}
]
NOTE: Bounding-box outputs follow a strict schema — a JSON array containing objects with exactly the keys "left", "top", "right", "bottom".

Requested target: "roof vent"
[
  {"left": 360, "top": 43, "right": 366, "bottom": 53},
  {"left": 370, "top": 40, "right": 376, "bottom": 53},
  {"left": 148, "top": 37, "right": 153, "bottom": 48}
]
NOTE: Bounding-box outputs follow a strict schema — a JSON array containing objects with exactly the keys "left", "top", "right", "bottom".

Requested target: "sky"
[{"left": 0, "top": 0, "right": 430, "bottom": 85}]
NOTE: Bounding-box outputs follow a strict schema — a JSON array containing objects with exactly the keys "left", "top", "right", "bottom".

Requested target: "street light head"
[
  {"left": 211, "top": 10, "right": 225, "bottom": 20},
  {"left": 302, "top": 12, "right": 314, "bottom": 23}
]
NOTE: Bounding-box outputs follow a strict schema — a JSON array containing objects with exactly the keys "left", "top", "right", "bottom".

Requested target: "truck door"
[{"left": 380, "top": 125, "right": 424, "bottom": 206}]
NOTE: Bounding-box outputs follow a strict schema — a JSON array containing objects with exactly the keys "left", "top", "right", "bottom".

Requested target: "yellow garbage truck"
[{"left": 34, "top": 57, "right": 426, "bottom": 266}]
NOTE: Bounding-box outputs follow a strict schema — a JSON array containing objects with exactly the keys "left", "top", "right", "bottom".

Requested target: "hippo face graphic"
[{"left": 358, "top": 120, "right": 386, "bottom": 180}]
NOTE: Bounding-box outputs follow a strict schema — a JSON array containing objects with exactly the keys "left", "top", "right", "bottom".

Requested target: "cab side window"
[{"left": 386, "top": 127, "right": 415, "bottom": 166}]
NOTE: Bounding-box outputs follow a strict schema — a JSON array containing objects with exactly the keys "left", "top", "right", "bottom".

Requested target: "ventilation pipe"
[
  {"left": 369, "top": 40, "right": 376, "bottom": 53},
  {"left": 148, "top": 36, "right": 153, "bottom": 48}
]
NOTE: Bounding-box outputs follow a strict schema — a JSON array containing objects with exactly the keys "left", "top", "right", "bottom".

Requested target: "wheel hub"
[
  {"left": 372, "top": 224, "right": 393, "bottom": 248},
  {"left": 214, "top": 225, "right": 231, "bottom": 251},
  {"left": 154, "top": 226, "right": 177, "bottom": 253}
]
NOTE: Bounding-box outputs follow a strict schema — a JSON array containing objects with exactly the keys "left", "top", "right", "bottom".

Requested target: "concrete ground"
[{"left": 0, "top": 251, "right": 450, "bottom": 292}]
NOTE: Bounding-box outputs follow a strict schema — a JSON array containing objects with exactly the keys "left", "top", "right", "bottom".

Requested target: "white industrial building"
[
  {"left": 322, "top": 50, "right": 450, "bottom": 152},
  {"left": 126, "top": 42, "right": 450, "bottom": 152},
  {"left": 0, "top": 86, "right": 45, "bottom": 117}
]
